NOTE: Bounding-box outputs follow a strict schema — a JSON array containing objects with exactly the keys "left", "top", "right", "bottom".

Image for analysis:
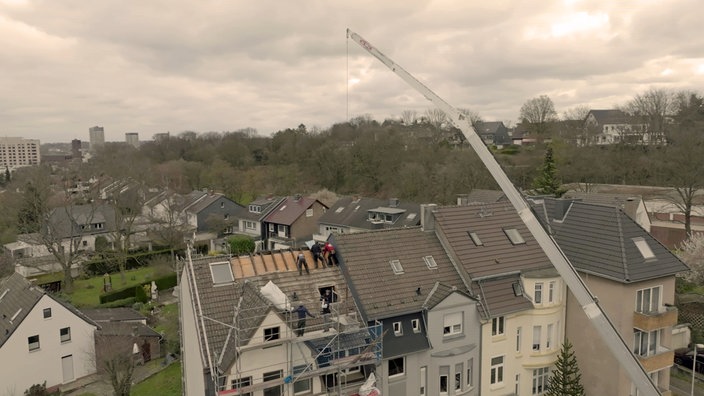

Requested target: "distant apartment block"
[
  {"left": 125, "top": 132, "right": 139, "bottom": 148},
  {"left": 88, "top": 126, "right": 105, "bottom": 152},
  {"left": 153, "top": 132, "right": 170, "bottom": 142},
  {"left": 0, "top": 137, "right": 40, "bottom": 170}
]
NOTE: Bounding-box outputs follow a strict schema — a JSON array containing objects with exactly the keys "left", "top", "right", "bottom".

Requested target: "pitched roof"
[
  {"left": 533, "top": 199, "right": 689, "bottom": 282},
  {"left": 422, "top": 282, "right": 472, "bottom": 310},
  {"left": 0, "top": 273, "right": 97, "bottom": 348},
  {"left": 332, "top": 227, "right": 465, "bottom": 320},
  {"left": 474, "top": 121, "right": 505, "bottom": 135},
  {"left": 264, "top": 196, "right": 324, "bottom": 225},
  {"left": 587, "top": 109, "right": 636, "bottom": 125},
  {"left": 563, "top": 191, "right": 642, "bottom": 221},
  {"left": 462, "top": 189, "right": 507, "bottom": 204},
  {"left": 433, "top": 203, "right": 553, "bottom": 280},
  {"left": 82, "top": 307, "right": 146, "bottom": 322},
  {"left": 48, "top": 204, "right": 117, "bottom": 238},
  {"left": 319, "top": 196, "right": 421, "bottom": 230},
  {"left": 239, "top": 196, "right": 286, "bottom": 221},
  {"left": 472, "top": 273, "right": 533, "bottom": 318},
  {"left": 98, "top": 321, "right": 161, "bottom": 338}
]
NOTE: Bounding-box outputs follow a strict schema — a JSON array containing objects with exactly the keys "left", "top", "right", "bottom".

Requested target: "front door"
[{"left": 61, "top": 355, "right": 74, "bottom": 383}]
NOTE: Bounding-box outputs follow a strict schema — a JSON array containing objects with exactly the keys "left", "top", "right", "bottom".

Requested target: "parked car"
[{"left": 674, "top": 348, "right": 704, "bottom": 373}]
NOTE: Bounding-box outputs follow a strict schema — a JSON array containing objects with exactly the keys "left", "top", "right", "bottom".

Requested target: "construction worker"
[
  {"left": 292, "top": 304, "right": 315, "bottom": 336},
  {"left": 297, "top": 252, "right": 310, "bottom": 275}
]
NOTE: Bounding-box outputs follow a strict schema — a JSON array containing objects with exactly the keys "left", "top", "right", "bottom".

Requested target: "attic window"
[
  {"left": 390, "top": 259, "right": 404, "bottom": 275},
  {"left": 279, "top": 205, "right": 287, "bottom": 211},
  {"left": 423, "top": 256, "right": 438, "bottom": 270},
  {"left": 407, "top": 213, "right": 417, "bottom": 220},
  {"left": 209, "top": 261, "right": 234, "bottom": 285},
  {"left": 249, "top": 205, "right": 261, "bottom": 213},
  {"left": 0, "top": 289, "right": 8, "bottom": 302},
  {"left": 512, "top": 282, "right": 523, "bottom": 297},
  {"left": 467, "top": 232, "right": 483, "bottom": 246},
  {"left": 10, "top": 308, "right": 22, "bottom": 322},
  {"left": 335, "top": 207, "right": 344, "bottom": 213},
  {"left": 633, "top": 237, "right": 655, "bottom": 260},
  {"left": 503, "top": 228, "right": 525, "bottom": 245}
]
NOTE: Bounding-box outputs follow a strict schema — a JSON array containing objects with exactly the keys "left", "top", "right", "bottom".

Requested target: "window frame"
[
  {"left": 532, "top": 367, "right": 550, "bottom": 395},
  {"left": 43, "top": 308, "right": 52, "bottom": 319},
  {"left": 548, "top": 281, "right": 555, "bottom": 303},
  {"left": 388, "top": 356, "right": 405, "bottom": 378},
  {"left": 60, "top": 327, "right": 71, "bottom": 343},
  {"left": 503, "top": 228, "right": 526, "bottom": 245},
  {"left": 490, "top": 355, "right": 504, "bottom": 385},
  {"left": 492, "top": 316, "right": 505, "bottom": 336},
  {"left": 209, "top": 261, "right": 234, "bottom": 285},
  {"left": 534, "top": 282, "right": 543, "bottom": 304},
  {"left": 532, "top": 325, "right": 541, "bottom": 351},
  {"left": 292, "top": 366, "right": 311, "bottom": 395},
  {"left": 263, "top": 326, "right": 280, "bottom": 342},
  {"left": 411, "top": 318, "right": 421, "bottom": 333},
  {"left": 393, "top": 321, "right": 403, "bottom": 336},
  {"left": 636, "top": 286, "right": 662, "bottom": 314},
  {"left": 28, "top": 335, "right": 40, "bottom": 351},
  {"left": 231, "top": 376, "right": 253, "bottom": 396},
  {"left": 443, "top": 312, "right": 463, "bottom": 337}
]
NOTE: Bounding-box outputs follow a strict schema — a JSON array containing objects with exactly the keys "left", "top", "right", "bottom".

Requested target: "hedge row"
[
  {"left": 99, "top": 273, "right": 178, "bottom": 304},
  {"left": 84, "top": 249, "right": 174, "bottom": 276}
]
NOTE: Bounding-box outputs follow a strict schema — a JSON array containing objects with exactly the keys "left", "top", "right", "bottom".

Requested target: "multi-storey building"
[
  {"left": 0, "top": 136, "right": 40, "bottom": 170},
  {"left": 125, "top": 132, "right": 139, "bottom": 148},
  {"left": 88, "top": 126, "right": 105, "bottom": 152}
]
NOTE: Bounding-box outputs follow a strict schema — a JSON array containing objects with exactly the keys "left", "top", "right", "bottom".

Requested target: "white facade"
[
  {"left": 0, "top": 137, "right": 40, "bottom": 170},
  {"left": 125, "top": 132, "right": 139, "bottom": 148},
  {"left": 480, "top": 276, "right": 566, "bottom": 396},
  {"left": 0, "top": 295, "right": 97, "bottom": 393}
]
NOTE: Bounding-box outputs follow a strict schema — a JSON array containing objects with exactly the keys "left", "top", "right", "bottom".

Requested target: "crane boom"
[{"left": 346, "top": 28, "right": 660, "bottom": 396}]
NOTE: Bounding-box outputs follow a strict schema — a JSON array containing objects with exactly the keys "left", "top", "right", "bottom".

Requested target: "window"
[
  {"left": 209, "top": 262, "right": 234, "bottom": 284},
  {"left": 293, "top": 366, "right": 311, "bottom": 395},
  {"left": 443, "top": 312, "right": 462, "bottom": 336},
  {"left": 231, "top": 377, "right": 252, "bottom": 396},
  {"left": 466, "top": 358, "right": 473, "bottom": 388},
  {"left": 455, "top": 363, "right": 463, "bottom": 391},
  {"left": 305, "top": 208, "right": 313, "bottom": 217},
  {"left": 28, "top": 335, "right": 40, "bottom": 351},
  {"left": 532, "top": 367, "right": 550, "bottom": 395},
  {"left": 468, "top": 231, "right": 483, "bottom": 246},
  {"left": 633, "top": 237, "right": 655, "bottom": 259},
  {"left": 224, "top": 213, "right": 229, "bottom": 220},
  {"left": 490, "top": 356, "right": 504, "bottom": 385},
  {"left": 420, "top": 367, "right": 427, "bottom": 396},
  {"left": 43, "top": 308, "right": 52, "bottom": 319},
  {"left": 548, "top": 281, "right": 555, "bottom": 303},
  {"left": 440, "top": 374, "right": 449, "bottom": 395},
  {"left": 492, "top": 316, "right": 505, "bottom": 336},
  {"left": 516, "top": 327, "right": 522, "bottom": 352},
  {"left": 82, "top": 240, "right": 88, "bottom": 247},
  {"left": 636, "top": 286, "right": 661, "bottom": 314},
  {"left": 245, "top": 221, "right": 256, "bottom": 230},
  {"left": 504, "top": 228, "right": 526, "bottom": 245},
  {"left": 263, "top": 370, "right": 282, "bottom": 396},
  {"left": 389, "top": 259, "right": 404, "bottom": 274},
  {"left": 277, "top": 224, "right": 287, "bottom": 235},
  {"left": 94, "top": 223, "right": 104, "bottom": 229},
  {"left": 634, "top": 329, "right": 660, "bottom": 357},
  {"left": 220, "top": 202, "right": 225, "bottom": 208},
  {"left": 393, "top": 321, "right": 403, "bottom": 336},
  {"left": 534, "top": 282, "right": 543, "bottom": 304},
  {"left": 60, "top": 327, "right": 71, "bottom": 342},
  {"left": 515, "top": 374, "right": 521, "bottom": 395},
  {"left": 532, "top": 326, "right": 541, "bottom": 351},
  {"left": 264, "top": 327, "right": 280, "bottom": 342},
  {"left": 546, "top": 324, "right": 553, "bottom": 349},
  {"left": 388, "top": 357, "right": 405, "bottom": 377},
  {"left": 423, "top": 255, "right": 438, "bottom": 269},
  {"left": 335, "top": 207, "right": 344, "bottom": 213},
  {"left": 411, "top": 319, "right": 421, "bottom": 333}
]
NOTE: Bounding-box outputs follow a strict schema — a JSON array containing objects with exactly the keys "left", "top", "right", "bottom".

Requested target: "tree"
[
  {"left": 679, "top": 233, "right": 704, "bottom": 284},
  {"left": 92, "top": 332, "right": 137, "bottom": 396},
  {"left": 400, "top": 110, "right": 418, "bottom": 125},
  {"left": 104, "top": 181, "right": 149, "bottom": 282},
  {"left": 622, "top": 88, "right": 676, "bottom": 142},
  {"left": 546, "top": 339, "right": 585, "bottom": 396},
  {"left": 519, "top": 95, "right": 558, "bottom": 136},
  {"left": 424, "top": 108, "right": 448, "bottom": 129},
  {"left": 532, "top": 145, "right": 566, "bottom": 197},
  {"left": 561, "top": 105, "right": 590, "bottom": 121}
]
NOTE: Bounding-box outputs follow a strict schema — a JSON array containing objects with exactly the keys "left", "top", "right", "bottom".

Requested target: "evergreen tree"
[
  {"left": 546, "top": 339, "right": 585, "bottom": 396},
  {"left": 4, "top": 166, "right": 10, "bottom": 184},
  {"left": 532, "top": 145, "right": 566, "bottom": 197}
]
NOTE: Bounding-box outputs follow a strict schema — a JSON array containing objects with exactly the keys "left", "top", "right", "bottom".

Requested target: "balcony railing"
[
  {"left": 638, "top": 349, "right": 674, "bottom": 373},
  {"left": 633, "top": 305, "right": 678, "bottom": 331}
]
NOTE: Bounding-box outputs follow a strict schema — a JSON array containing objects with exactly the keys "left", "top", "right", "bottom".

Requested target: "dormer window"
[
  {"left": 93, "top": 223, "right": 104, "bottom": 230},
  {"left": 249, "top": 205, "right": 261, "bottom": 214}
]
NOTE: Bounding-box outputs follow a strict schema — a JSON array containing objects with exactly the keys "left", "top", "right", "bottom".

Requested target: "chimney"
[{"left": 420, "top": 204, "right": 437, "bottom": 231}]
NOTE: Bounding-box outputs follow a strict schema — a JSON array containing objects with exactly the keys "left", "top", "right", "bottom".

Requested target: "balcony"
[
  {"left": 638, "top": 349, "right": 674, "bottom": 372},
  {"left": 633, "top": 306, "right": 677, "bottom": 331}
]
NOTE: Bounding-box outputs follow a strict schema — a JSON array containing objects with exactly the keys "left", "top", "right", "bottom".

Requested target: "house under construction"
[{"left": 181, "top": 248, "right": 383, "bottom": 396}]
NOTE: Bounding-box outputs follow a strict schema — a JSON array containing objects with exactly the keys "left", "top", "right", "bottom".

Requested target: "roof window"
[
  {"left": 390, "top": 259, "right": 404, "bottom": 275},
  {"left": 335, "top": 207, "right": 344, "bottom": 213},
  {"left": 503, "top": 228, "right": 525, "bottom": 245},
  {"left": 423, "top": 255, "right": 438, "bottom": 269},
  {"left": 633, "top": 237, "right": 655, "bottom": 260},
  {"left": 209, "top": 261, "right": 234, "bottom": 284},
  {"left": 467, "top": 231, "right": 483, "bottom": 246}
]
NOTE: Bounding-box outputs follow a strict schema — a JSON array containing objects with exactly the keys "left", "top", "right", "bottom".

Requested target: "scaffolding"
[{"left": 188, "top": 248, "right": 383, "bottom": 396}]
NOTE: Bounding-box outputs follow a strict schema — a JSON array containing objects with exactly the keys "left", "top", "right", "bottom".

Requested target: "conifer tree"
[
  {"left": 546, "top": 339, "right": 585, "bottom": 396},
  {"left": 532, "top": 145, "right": 566, "bottom": 197}
]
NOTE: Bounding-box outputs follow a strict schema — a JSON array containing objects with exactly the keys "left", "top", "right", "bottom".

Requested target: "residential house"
[
  {"left": 82, "top": 307, "right": 162, "bottom": 364},
  {"left": 473, "top": 121, "right": 511, "bottom": 148},
  {"left": 563, "top": 191, "right": 651, "bottom": 232},
  {"left": 261, "top": 195, "right": 328, "bottom": 250},
  {"left": 236, "top": 196, "right": 286, "bottom": 244},
  {"left": 644, "top": 195, "right": 704, "bottom": 249},
  {"left": 457, "top": 190, "right": 507, "bottom": 206},
  {"left": 0, "top": 273, "right": 98, "bottom": 393},
  {"left": 431, "top": 203, "right": 567, "bottom": 396},
  {"left": 583, "top": 109, "right": 657, "bottom": 145},
  {"left": 6, "top": 204, "right": 118, "bottom": 277},
  {"left": 332, "top": 226, "right": 480, "bottom": 396},
  {"left": 317, "top": 197, "right": 420, "bottom": 239},
  {"left": 181, "top": 250, "right": 376, "bottom": 396},
  {"left": 530, "top": 197, "right": 689, "bottom": 395}
]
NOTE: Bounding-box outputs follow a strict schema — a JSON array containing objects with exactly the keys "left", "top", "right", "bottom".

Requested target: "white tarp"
[
  {"left": 260, "top": 280, "right": 291, "bottom": 311},
  {"left": 358, "top": 372, "right": 380, "bottom": 396}
]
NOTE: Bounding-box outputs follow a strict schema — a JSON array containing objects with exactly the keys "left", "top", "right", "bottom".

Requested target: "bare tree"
[
  {"left": 678, "top": 233, "right": 704, "bottom": 284},
  {"left": 519, "top": 95, "right": 558, "bottom": 136},
  {"left": 561, "top": 105, "right": 590, "bottom": 121},
  {"left": 622, "top": 88, "right": 676, "bottom": 143},
  {"left": 424, "top": 108, "right": 448, "bottom": 128},
  {"left": 146, "top": 191, "right": 193, "bottom": 263},
  {"left": 458, "top": 108, "right": 483, "bottom": 127},
  {"left": 91, "top": 331, "right": 139, "bottom": 396},
  {"left": 400, "top": 110, "right": 418, "bottom": 125}
]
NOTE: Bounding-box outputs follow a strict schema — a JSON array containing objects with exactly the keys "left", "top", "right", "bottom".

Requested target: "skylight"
[
  {"left": 467, "top": 231, "right": 483, "bottom": 246},
  {"left": 390, "top": 259, "right": 404, "bottom": 274},
  {"left": 407, "top": 213, "right": 417, "bottom": 220},
  {"left": 503, "top": 228, "right": 526, "bottom": 245},
  {"left": 0, "top": 289, "right": 8, "bottom": 302},
  {"left": 423, "top": 255, "right": 438, "bottom": 269},
  {"left": 633, "top": 237, "right": 655, "bottom": 260},
  {"left": 210, "top": 261, "right": 234, "bottom": 284},
  {"left": 335, "top": 207, "right": 344, "bottom": 213},
  {"left": 279, "top": 205, "right": 287, "bottom": 211}
]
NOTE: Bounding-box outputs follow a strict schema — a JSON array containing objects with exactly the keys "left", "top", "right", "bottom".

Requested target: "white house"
[{"left": 0, "top": 273, "right": 98, "bottom": 394}]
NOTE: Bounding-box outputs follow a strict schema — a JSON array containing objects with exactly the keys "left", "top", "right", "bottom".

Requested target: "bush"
[
  {"left": 154, "top": 274, "right": 177, "bottom": 291},
  {"left": 100, "top": 297, "right": 136, "bottom": 308},
  {"left": 99, "top": 273, "right": 177, "bottom": 304},
  {"left": 228, "top": 235, "right": 255, "bottom": 255},
  {"left": 99, "top": 285, "right": 137, "bottom": 304},
  {"left": 135, "top": 284, "right": 149, "bottom": 303}
]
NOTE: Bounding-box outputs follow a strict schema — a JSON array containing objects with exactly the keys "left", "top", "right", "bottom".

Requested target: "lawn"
[
  {"left": 131, "top": 361, "right": 182, "bottom": 396},
  {"left": 66, "top": 267, "right": 160, "bottom": 308}
]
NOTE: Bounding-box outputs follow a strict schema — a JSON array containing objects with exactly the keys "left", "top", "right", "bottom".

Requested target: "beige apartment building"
[{"left": 0, "top": 137, "right": 40, "bottom": 170}]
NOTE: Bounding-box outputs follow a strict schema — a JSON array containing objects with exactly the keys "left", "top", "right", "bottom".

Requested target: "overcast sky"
[{"left": 2, "top": 0, "right": 703, "bottom": 143}]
